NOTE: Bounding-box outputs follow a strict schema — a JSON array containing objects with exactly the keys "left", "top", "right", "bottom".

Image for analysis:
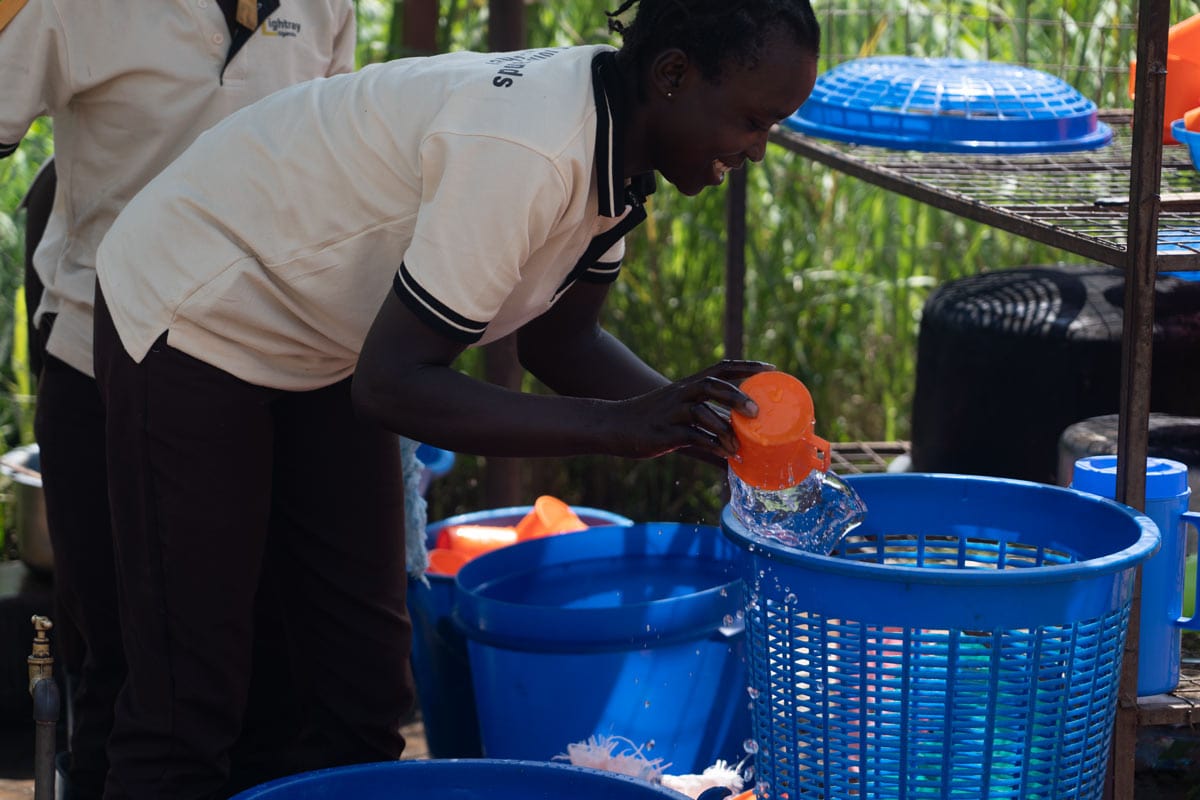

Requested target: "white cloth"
[{"left": 400, "top": 437, "right": 430, "bottom": 580}]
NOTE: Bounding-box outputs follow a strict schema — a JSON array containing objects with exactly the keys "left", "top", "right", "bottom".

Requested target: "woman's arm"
[{"left": 352, "top": 283, "right": 767, "bottom": 461}]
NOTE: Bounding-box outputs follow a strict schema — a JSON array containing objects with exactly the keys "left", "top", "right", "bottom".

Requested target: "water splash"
[{"left": 729, "top": 465, "right": 866, "bottom": 555}]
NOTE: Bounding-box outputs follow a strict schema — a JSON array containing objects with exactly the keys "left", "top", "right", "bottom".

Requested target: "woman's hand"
[{"left": 607, "top": 360, "right": 774, "bottom": 460}]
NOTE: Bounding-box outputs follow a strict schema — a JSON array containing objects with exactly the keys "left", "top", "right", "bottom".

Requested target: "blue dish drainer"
[{"left": 786, "top": 57, "right": 1113, "bottom": 154}]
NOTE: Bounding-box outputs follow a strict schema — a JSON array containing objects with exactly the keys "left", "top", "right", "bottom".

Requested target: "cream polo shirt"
[
  {"left": 0, "top": 0, "right": 356, "bottom": 377},
  {"left": 97, "top": 44, "right": 653, "bottom": 392}
]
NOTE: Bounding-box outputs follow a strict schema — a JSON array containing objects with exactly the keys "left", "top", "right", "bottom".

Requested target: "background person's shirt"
[
  {"left": 0, "top": 0, "right": 356, "bottom": 376},
  {"left": 97, "top": 45, "right": 647, "bottom": 392}
]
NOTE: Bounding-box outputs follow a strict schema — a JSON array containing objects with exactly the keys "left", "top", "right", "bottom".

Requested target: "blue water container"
[
  {"left": 230, "top": 758, "right": 688, "bottom": 799},
  {"left": 1071, "top": 455, "right": 1200, "bottom": 696},
  {"left": 408, "top": 506, "right": 631, "bottom": 758},
  {"left": 722, "top": 473, "right": 1159, "bottom": 800},
  {"left": 454, "top": 523, "right": 751, "bottom": 774}
]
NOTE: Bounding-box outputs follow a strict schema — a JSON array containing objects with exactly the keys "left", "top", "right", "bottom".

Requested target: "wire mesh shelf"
[
  {"left": 771, "top": 111, "right": 1200, "bottom": 270},
  {"left": 828, "top": 440, "right": 911, "bottom": 474}
]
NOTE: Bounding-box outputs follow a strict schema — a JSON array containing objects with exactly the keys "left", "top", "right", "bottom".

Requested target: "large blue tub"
[
  {"left": 408, "top": 505, "right": 631, "bottom": 758},
  {"left": 231, "top": 758, "right": 687, "bottom": 798},
  {"left": 454, "top": 522, "right": 751, "bottom": 773}
]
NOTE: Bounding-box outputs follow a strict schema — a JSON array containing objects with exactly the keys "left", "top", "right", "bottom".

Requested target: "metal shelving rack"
[{"left": 732, "top": 2, "right": 1195, "bottom": 797}]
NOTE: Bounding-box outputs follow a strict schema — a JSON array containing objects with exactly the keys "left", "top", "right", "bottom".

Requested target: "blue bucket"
[
  {"left": 229, "top": 758, "right": 687, "bottom": 799},
  {"left": 722, "top": 473, "right": 1159, "bottom": 800},
  {"left": 454, "top": 523, "right": 751, "bottom": 773},
  {"left": 409, "top": 506, "right": 632, "bottom": 758}
]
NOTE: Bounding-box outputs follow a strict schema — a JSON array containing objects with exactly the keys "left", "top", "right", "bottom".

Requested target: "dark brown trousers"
[
  {"left": 93, "top": 290, "right": 413, "bottom": 800},
  {"left": 35, "top": 325, "right": 123, "bottom": 800}
]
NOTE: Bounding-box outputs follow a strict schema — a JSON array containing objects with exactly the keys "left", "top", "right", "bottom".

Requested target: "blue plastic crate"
[
  {"left": 786, "top": 57, "right": 1113, "bottom": 154},
  {"left": 722, "top": 473, "right": 1159, "bottom": 799}
]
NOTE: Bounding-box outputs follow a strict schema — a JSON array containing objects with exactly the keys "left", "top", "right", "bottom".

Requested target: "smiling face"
[{"left": 637, "top": 28, "right": 818, "bottom": 196}]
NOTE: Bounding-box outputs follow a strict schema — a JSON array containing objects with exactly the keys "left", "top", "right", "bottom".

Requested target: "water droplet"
[
  {"left": 756, "top": 780, "right": 771, "bottom": 798},
  {"left": 743, "top": 738, "right": 759, "bottom": 754},
  {"left": 643, "top": 699, "right": 651, "bottom": 709},
  {"left": 645, "top": 739, "right": 655, "bottom": 750},
  {"left": 784, "top": 593, "right": 797, "bottom": 605},
  {"left": 723, "top": 614, "right": 734, "bottom": 627},
  {"left": 746, "top": 686, "right": 760, "bottom": 699},
  {"left": 719, "top": 586, "right": 729, "bottom": 597}
]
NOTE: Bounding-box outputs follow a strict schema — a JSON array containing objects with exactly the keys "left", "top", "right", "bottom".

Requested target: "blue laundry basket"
[
  {"left": 721, "top": 473, "right": 1159, "bottom": 800},
  {"left": 408, "top": 506, "right": 632, "bottom": 758},
  {"left": 230, "top": 758, "right": 687, "bottom": 799},
  {"left": 454, "top": 522, "right": 752, "bottom": 774}
]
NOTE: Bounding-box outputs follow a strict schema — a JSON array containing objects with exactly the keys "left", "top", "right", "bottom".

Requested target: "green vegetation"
[{"left": 2, "top": 1, "right": 1196, "bottom": 534}]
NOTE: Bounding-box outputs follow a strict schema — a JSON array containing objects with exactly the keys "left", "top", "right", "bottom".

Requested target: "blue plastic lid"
[
  {"left": 786, "top": 56, "right": 1112, "bottom": 154},
  {"left": 1071, "top": 455, "right": 1189, "bottom": 501}
]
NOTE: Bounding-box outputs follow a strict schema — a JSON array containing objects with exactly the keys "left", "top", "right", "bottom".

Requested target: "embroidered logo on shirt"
[
  {"left": 261, "top": 17, "right": 301, "bottom": 37},
  {"left": 488, "top": 49, "right": 558, "bottom": 88}
]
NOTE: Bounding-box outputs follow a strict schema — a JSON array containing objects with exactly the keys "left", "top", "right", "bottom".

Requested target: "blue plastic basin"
[
  {"left": 230, "top": 758, "right": 688, "bottom": 799},
  {"left": 454, "top": 522, "right": 751, "bottom": 773},
  {"left": 408, "top": 506, "right": 632, "bottom": 759}
]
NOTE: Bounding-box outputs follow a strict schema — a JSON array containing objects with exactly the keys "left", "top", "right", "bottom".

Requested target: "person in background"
[
  {"left": 21, "top": 158, "right": 54, "bottom": 381},
  {"left": 93, "top": 0, "right": 820, "bottom": 797},
  {"left": 0, "top": 3, "right": 356, "bottom": 797}
]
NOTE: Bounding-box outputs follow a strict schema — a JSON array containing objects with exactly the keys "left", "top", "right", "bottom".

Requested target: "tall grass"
[{"left": 2, "top": 1, "right": 1196, "bottom": 527}]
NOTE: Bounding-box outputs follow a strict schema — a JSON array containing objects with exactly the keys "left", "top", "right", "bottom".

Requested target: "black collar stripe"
[
  {"left": 0, "top": 142, "right": 16, "bottom": 158},
  {"left": 220, "top": 0, "right": 281, "bottom": 83},
  {"left": 591, "top": 57, "right": 616, "bottom": 217},
  {"left": 592, "top": 52, "right": 625, "bottom": 218},
  {"left": 591, "top": 52, "right": 656, "bottom": 217},
  {"left": 393, "top": 265, "right": 488, "bottom": 343}
]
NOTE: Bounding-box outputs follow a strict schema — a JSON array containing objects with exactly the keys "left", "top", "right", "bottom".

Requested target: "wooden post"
[
  {"left": 488, "top": 0, "right": 526, "bottom": 52},
  {"left": 482, "top": 0, "right": 527, "bottom": 507},
  {"left": 395, "top": 0, "right": 438, "bottom": 58}
]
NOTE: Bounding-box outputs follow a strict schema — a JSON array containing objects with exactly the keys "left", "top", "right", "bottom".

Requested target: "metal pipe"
[{"left": 28, "top": 615, "right": 59, "bottom": 800}]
